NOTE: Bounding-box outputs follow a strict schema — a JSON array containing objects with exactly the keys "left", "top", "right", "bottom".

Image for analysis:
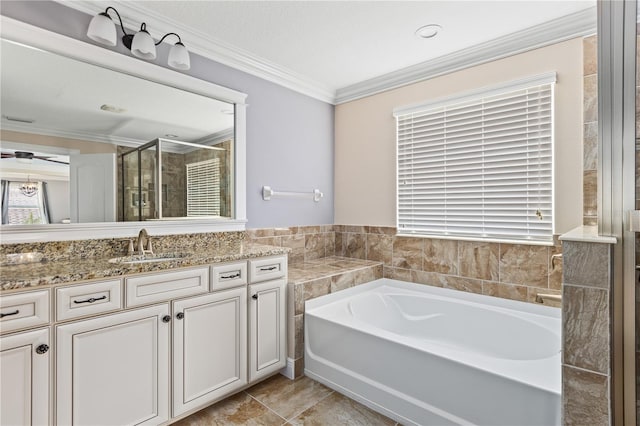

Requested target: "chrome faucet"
[{"left": 135, "top": 228, "right": 154, "bottom": 255}]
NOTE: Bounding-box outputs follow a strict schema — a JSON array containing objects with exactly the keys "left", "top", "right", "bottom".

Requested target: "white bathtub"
[{"left": 304, "top": 278, "right": 560, "bottom": 426}]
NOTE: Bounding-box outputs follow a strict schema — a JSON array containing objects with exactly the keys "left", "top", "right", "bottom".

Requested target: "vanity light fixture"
[{"left": 87, "top": 6, "right": 190, "bottom": 70}]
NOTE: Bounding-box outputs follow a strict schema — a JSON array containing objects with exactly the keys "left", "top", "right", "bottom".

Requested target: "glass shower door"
[{"left": 139, "top": 143, "right": 157, "bottom": 221}]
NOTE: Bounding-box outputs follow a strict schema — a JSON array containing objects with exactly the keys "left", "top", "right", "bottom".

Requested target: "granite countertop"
[{"left": 1, "top": 242, "right": 289, "bottom": 291}]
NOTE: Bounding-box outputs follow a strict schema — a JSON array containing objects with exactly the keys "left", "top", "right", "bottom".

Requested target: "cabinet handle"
[
  {"left": 259, "top": 266, "right": 277, "bottom": 271},
  {"left": 252, "top": 294, "right": 259, "bottom": 300},
  {"left": 176, "top": 312, "right": 185, "bottom": 320},
  {"left": 0, "top": 309, "right": 19, "bottom": 318},
  {"left": 35, "top": 344, "right": 49, "bottom": 355},
  {"left": 73, "top": 295, "right": 107, "bottom": 304},
  {"left": 220, "top": 272, "right": 240, "bottom": 280},
  {"left": 162, "top": 315, "right": 171, "bottom": 323}
]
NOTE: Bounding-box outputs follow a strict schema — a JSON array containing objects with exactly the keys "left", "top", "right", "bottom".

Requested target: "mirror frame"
[{"left": 0, "top": 16, "right": 247, "bottom": 243}]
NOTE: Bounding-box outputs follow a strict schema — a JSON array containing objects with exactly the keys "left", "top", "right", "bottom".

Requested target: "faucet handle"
[
  {"left": 146, "top": 238, "right": 154, "bottom": 255},
  {"left": 127, "top": 239, "right": 135, "bottom": 255}
]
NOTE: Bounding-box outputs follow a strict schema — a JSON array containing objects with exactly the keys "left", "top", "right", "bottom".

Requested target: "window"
[
  {"left": 1, "top": 181, "right": 51, "bottom": 225},
  {"left": 395, "top": 72, "right": 555, "bottom": 243},
  {"left": 186, "top": 158, "right": 221, "bottom": 216}
]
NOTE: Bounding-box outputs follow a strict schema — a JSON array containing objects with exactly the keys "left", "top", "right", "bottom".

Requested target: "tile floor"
[{"left": 174, "top": 374, "right": 398, "bottom": 425}]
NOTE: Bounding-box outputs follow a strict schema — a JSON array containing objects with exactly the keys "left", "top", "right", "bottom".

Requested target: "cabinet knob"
[
  {"left": 162, "top": 315, "right": 171, "bottom": 323},
  {"left": 252, "top": 294, "right": 258, "bottom": 300},
  {"left": 35, "top": 344, "right": 49, "bottom": 355},
  {"left": 176, "top": 312, "right": 185, "bottom": 320}
]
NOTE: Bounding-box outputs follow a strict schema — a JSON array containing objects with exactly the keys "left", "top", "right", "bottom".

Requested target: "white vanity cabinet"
[
  {"left": 0, "top": 253, "right": 288, "bottom": 426},
  {"left": 248, "top": 257, "right": 287, "bottom": 382},
  {"left": 56, "top": 304, "right": 170, "bottom": 426},
  {"left": 0, "top": 327, "right": 50, "bottom": 426},
  {"left": 172, "top": 286, "right": 247, "bottom": 417}
]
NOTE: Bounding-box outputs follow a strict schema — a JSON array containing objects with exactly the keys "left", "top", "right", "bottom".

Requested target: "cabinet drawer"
[
  {"left": 56, "top": 279, "right": 122, "bottom": 321},
  {"left": 0, "top": 289, "right": 49, "bottom": 334},
  {"left": 126, "top": 267, "right": 209, "bottom": 307},
  {"left": 249, "top": 257, "right": 286, "bottom": 283},
  {"left": 211, "top": 261, "right": 247, "bottom": 291}
]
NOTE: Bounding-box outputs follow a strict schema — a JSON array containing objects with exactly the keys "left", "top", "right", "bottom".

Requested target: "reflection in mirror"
[
  {"left": 0, "top": 38, "right": 235, "bottom": 225},
  {"left": 119, "top": 138, "right": 233, "bottom": 221}
]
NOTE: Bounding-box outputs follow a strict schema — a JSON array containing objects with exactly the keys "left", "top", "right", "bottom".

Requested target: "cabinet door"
[
  {"left": 56, "top": 304, "right": 170, "bottom": 426},
  {"left": 248, "top": 279, "right": 286, "bottom": 382},
  {"left": 173, "top": 287, "right": 247, "bottom": 417},
  {"left": 0, "top": 328, "right": 50, "bottom": 426}
]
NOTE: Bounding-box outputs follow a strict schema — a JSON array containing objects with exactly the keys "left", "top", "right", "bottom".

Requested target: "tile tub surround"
[
  {"left": 246, "top": 225, "right": 563, "bottom": 307},
  {"left": 173, "top": 373, "right": 397, "bottom": 426},
  {"left": 287, "top": 256, "right": 384, "bottom": 378},
  {"left": 560, "top": 230, "right": 614, "bottom": 425},
  {"left": 245, "top": 226, "right": 336, "bottom": 265},
  {"left": 0, "top": 232, "right": 289, "bottom": 290},
  {"left": 334, "top": 225, "right": 563, "bottom": 307}
]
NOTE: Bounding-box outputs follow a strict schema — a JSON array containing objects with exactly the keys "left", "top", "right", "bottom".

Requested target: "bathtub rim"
[{"left": 305, "top": 278, "right": 560, "bottom": 319}]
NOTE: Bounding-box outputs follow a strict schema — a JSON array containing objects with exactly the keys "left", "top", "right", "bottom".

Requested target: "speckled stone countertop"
[{"left": 0, "top": 242, "right": 289, "bottom": 291}]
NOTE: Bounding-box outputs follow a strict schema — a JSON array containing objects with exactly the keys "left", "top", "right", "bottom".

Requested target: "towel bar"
[{"left": 262, "top": 186, "right": 323, "bottom": 202}]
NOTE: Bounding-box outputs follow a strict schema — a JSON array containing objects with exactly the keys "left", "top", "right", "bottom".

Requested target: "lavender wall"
[{"left": 1, "top": 1, "right": 334, "bottom": 229}]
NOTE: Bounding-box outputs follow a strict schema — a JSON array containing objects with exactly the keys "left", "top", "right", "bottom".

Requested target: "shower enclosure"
[{"left": 120, "top": 138, "right": 232, "bottom": 221}]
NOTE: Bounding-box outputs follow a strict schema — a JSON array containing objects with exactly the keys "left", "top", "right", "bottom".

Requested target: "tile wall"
[
  {"left": 245, "top": 225, "right": 562, "bottom": 307},
  {"left": 334, "top": 225, "right": 563, "bottom": 306},
  {"left": 583, "top": 34, "right": 598, "bottom": 226},
  {"left": 562, "top": 239, "right": 612, "bottom": 425},
  {"left": 245, "top": 226, "right": 337, "bottom": 266}
]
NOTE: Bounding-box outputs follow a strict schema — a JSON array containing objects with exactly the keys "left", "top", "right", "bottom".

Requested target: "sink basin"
[{"left": 108, "top": 253, "right": 190, "bottom": 265}]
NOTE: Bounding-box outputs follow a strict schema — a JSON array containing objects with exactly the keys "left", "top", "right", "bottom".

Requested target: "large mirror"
[{"left": 0, "top": 17, "right": 247, "bottom": 242}]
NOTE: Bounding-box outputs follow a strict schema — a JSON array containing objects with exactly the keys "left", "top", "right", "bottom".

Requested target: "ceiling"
[{"left": 62, "top": 0, "right": 597, "bottom": 103}]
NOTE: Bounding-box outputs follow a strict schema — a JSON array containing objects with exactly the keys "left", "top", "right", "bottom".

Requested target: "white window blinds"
[
  {"left": 186, "top": 158, "right": 221, "bottom": 216},
  {"left": 395, "top": 73, "right": 555, "bottom": 243}
]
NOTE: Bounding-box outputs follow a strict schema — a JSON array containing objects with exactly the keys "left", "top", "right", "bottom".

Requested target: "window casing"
[{"left": 395, "top": 73, "right": 555, "bottom": 243}]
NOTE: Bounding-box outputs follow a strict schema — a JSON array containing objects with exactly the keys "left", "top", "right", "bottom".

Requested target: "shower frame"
[{"left": 121, "top": 138, "right": 226, "bottom": 222}]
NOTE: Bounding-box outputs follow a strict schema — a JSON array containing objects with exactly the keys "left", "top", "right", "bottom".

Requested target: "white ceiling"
[{"left": 62, "top": 0, "right": 597, "bottom": 103}]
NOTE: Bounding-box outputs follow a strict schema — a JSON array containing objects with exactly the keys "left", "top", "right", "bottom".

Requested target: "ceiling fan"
[{"left": 1, "top": 151, "right": 69, "bottom": 165}]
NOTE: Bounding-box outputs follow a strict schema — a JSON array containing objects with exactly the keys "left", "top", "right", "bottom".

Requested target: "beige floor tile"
[
  {"left": 246, "top": 374, "right": 334, "bottom": 420},
  {"left": 173, "top": 392, "right": 286, "bottom": 426},
  {"left": 287, "top": 392, "right": 396, "bottom": 426}
]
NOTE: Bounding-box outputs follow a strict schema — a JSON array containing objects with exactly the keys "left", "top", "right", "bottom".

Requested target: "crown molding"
[
  {"left": 56, "top": 0, "right": 336, "bottom": 104},
  {"left": 334, "top": 7, "right": 597, "bottom": 104},
  {"left": 1, "top": 121, "right": 142, "bottom": 148},
  {"left": 55, "top": 2, "right": 596, "bottom": 106}
]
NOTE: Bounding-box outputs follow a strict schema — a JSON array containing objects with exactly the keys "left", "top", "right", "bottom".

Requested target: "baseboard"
[{"left": 280, "top": 357, "right": 295, "bottom": 380}]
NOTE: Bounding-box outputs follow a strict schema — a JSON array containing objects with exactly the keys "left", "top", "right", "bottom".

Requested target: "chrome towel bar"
[{"left": 262, "top": 186, "right": 323, "bottom": 202}]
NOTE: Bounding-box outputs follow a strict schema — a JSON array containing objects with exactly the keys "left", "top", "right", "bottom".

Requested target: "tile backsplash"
[{"left": 0, "top": 231, "right": 245, "bottom": 264}]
